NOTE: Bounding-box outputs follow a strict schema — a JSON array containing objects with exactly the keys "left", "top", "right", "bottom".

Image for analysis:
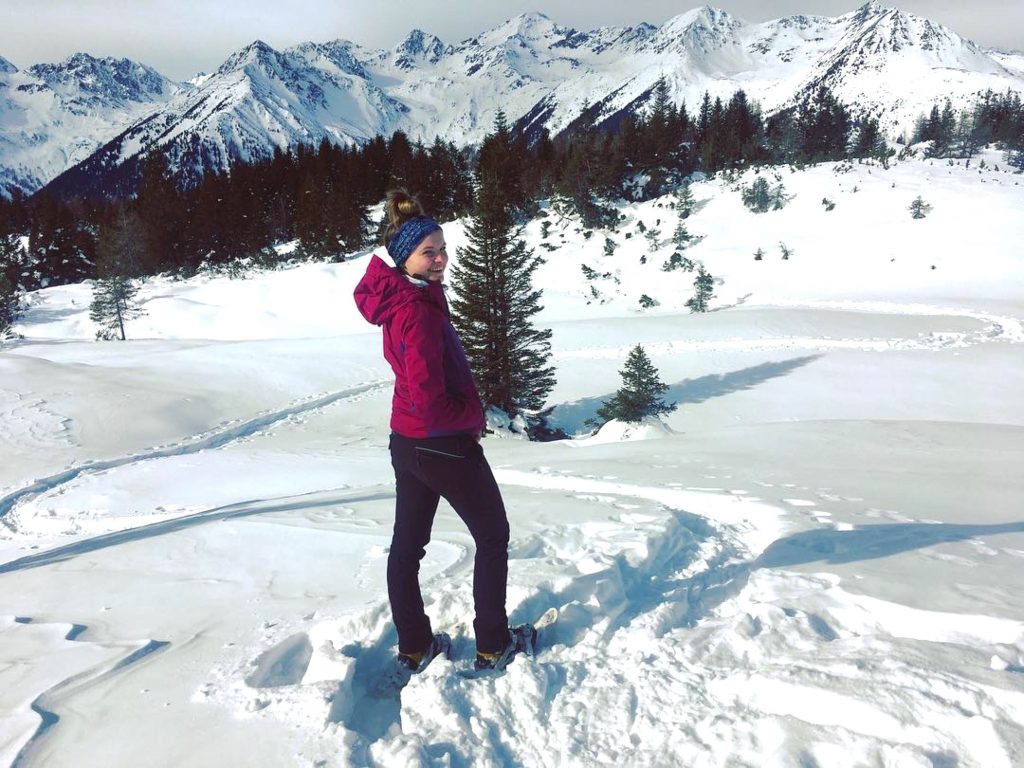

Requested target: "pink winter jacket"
[{"left": 354, "top": 255, "right": 485, "bottom": 439}]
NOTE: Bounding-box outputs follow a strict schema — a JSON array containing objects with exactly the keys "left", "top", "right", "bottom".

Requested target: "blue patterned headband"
[{"left": 387, "top": 216, "right": 442, "bottom": 269}]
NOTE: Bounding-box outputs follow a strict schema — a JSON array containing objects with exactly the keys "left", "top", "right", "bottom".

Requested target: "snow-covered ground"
[{"left": 2, "top": 155, "right": 1023, "bottom": 767}]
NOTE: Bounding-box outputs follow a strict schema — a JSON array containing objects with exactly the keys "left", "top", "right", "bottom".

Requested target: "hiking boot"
[
  {"left": 473, "top": 623, "right": 537, "bottom": 671},
  {"left": 378, "top": 632, "right": 451, "bottom": 694}
]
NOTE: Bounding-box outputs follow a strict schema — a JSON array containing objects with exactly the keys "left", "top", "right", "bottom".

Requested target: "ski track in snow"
[
  {"left": 0, "top": 380, "right": 390, "bottom": 532},
  {"left": 187, "top": 471, "right": 1024, "bottom": 767},
  {"left": 558, "top": 302, "right": 1024, "bottom": 358}
]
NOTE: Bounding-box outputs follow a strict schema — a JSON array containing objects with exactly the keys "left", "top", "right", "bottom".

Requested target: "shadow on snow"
[{"left": 552, "top": 355, "right": 822, "bottom": 433}]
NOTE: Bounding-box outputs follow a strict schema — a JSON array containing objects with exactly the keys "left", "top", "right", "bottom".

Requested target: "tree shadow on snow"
[
  {"left": 664, "top": 354, "right": 822, "bottom": 405},
  {"left": 754, "top": 520, "right": 1024, "bottom": 569},
  {"left": 551, "top": 355, "right": 822, "bottom": 433}
]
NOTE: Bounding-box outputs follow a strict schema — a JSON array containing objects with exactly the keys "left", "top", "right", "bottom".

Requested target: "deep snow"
[{"left": 1, "top": 155, "right": 1023, "bottom": 767}]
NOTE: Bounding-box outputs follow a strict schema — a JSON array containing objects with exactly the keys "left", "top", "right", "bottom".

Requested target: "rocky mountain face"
[
  {"left": 3, "top": 2, "right": 1022, "bottom": 199},
  {"left": 0, "top": 53, "right": 183, "bottom": 196}
]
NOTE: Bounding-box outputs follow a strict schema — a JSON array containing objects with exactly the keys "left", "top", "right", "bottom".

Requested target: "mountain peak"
[
  {"left": 24, "top": 53, "right": 177, "bottom": 103},
  {"left": 659, "top": 5, "right": 740, "bottom": 38},
  {"left": 218, "top": 39, "right": 280, "bottom": 75},
  {"left": 0, "top": 55, "right": 17, "bottom": 74},
  {"left": 480, "top": 11, "right": 562, "bottom": 44},
  {"left": 395, "top": 28, "right": 447, "bottom": 62}
]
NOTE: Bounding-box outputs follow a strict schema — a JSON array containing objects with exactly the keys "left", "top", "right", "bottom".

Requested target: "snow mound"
[{"left": 576, "top": 416, "right": 675, "bottom": 445}]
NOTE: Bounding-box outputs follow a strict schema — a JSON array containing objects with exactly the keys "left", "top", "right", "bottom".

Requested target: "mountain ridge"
[{"left": 4, "top": 2, "right": 1022, "bottom": 199}]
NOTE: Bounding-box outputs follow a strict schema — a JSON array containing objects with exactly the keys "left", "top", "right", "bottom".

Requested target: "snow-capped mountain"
[
  {"left": 0, "top": 53, "right": 184, "bottom": 197},
  {"left": 44, "top": 39, "right": 407, "bottom": 197},
  {"left": 10, "top": 3, "right": 1024, "bottom": 199}
]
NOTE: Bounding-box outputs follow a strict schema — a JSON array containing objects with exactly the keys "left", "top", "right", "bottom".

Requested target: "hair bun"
[{"left": 384, "top": 188, "right": 427, "bottom": 244}]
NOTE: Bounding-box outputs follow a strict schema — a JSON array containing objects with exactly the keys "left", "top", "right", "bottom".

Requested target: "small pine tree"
[
  {"left": 672, "top": 219, "right": 694, "bottom": 249},
  {"left": 1, "top": 233, "right": 26, "bottom": 334},
  {"left": 603, "top": 237, "right": 616, "bottom": 257},
  {"left": 581, "top": 264, "right": 600, "bottom": 281},
  {"left": 638, "top": 294, "right": 659, "bottom": 309},
  {"left": 770, "top": 181, "right": 791, "bottom": 210},
  {"left": 754, "top": 248, "right": 764, "bottom": 261},
  {"left": 822, "top": 197, "right": 836, "bottom": 211},
  {"left": 0, "top": 270, "right": 18, "bottom": 338},
  {"left": 741, "top": 177, "right": 772, "bottom": 212},
  {"left": 779, "top": 242, "right": 792, "bottom": 260},
  {"left": 90, "top": 211, "right": 147, "bottom": 340},
  {"left": 909, "top": 196, "right": 932, "bottom": 219},
  {"left": 686, "top": 265, "right": 715, "bottom": 312},
  {"left": 90, "top": 275, "right": 144, "bottom": 340},
  {"left": 595, "top": 344, "right": 676, "bottom": 424},
  {"left": 644, "top": 227, "right": 661, "bottom": 250},
  {"left": 662, "top": 252, "right": 695, "bottom": 272},
  {"left": 675, "top": 185, "right": 695, "bottom": 219}
]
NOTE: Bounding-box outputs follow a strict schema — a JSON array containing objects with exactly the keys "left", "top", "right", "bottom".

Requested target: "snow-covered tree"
[{"left": 595, "top": 344, "right": 676, "bottom": 424}]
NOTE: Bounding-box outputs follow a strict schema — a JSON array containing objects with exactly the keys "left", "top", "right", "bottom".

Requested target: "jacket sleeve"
[{"left": 399, "top": 303, "right": 484, "bottom": 435}]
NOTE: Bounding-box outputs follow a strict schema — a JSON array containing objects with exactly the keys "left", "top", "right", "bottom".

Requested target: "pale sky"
[{"left": 1, "top": 0, "right": 1021, "bottom": 81}]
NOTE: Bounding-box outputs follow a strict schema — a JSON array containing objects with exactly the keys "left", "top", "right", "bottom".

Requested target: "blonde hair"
[{"left": 384, "top": 188, "right": 426, "bottom": 244}]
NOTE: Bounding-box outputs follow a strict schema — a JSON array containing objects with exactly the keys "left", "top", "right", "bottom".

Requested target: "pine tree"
[
  {"left": 672, "top": 219, "right": 694, "bottom": 249},
  {"left": 675, "top": 185, "right": 695, "bottom": 219},
  {"left": 909, "top": 196, "right": 932, "bottom": 219},
  {"left": 686, "top": 265, "right": 715, "bottom": 312},
  {"left": 28, "top": 194, "right": 95, "bottom": 287},
  {"left": 1, "top": 231, "right": 28, "bottom": 294},
  {"left": 90, "top": 211, "right": 147, "bottom": 340},
  {"left": 449, "top": 119, "right": 556, "bottom": 418},
  {"left": 595, "top": 344, "right": 676, "bottom": 424},
  {"left": 0, "top": 253, "right": 19, "bottom": 336},
  {"left": 741, "top": 177, "right": 772, "bottom": 212}
]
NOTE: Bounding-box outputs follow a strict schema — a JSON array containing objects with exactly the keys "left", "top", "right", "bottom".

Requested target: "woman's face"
[{"left": 403, "top": 230, "right": 448, "bottom": 282}]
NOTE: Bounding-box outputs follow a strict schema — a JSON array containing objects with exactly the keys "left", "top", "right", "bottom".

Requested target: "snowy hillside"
[
  {"left": 0, "top": 53, "right": 184, "bottom": 197},
  {"left": 2, "top": 156, "right": 1023, "bottom": 766},
  {"left": 25, "top": 2, "right": 1024, "bottom": 199}
]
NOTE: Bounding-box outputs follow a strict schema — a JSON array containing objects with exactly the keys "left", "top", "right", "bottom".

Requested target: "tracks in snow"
[{"left": 0, "top": 380, "right": 390, "bottom": 530}]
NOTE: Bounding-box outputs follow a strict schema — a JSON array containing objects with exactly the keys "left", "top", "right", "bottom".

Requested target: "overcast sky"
[{"left": 2, "top": 0, "right": 1021, "bottom": 81}]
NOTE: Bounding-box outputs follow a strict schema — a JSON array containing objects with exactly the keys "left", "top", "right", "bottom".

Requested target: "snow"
[{"left": 2, "top": 156, "right": 1023, "bottom": 766}]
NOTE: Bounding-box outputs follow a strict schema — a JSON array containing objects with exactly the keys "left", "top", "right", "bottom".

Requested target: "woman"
[{"left": 353, "top": 190, "right": 533, "bottom": 677}]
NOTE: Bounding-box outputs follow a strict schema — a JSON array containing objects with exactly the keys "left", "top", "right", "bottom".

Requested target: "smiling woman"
[{"left": 352, "top": 189, "right": 535, "bottom": 682}]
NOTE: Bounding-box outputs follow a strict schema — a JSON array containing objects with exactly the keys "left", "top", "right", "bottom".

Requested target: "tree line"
[
  {"left": 2, "top": 84, "right": 1023, "bottom": 337},
  {"left": 910, "top": 88, "right": 1024, "bottom": 167}
]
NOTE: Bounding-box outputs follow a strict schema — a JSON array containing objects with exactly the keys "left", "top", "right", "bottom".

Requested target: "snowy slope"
[
  {"left": 0, "top": 53, "right": 184, "bottom": 197},
  {"left": 2, "top": 156, "right": 1022, "bottom": 766},
  {"left": 32, "top": 3, "right": 1024, "bottom": 199}
]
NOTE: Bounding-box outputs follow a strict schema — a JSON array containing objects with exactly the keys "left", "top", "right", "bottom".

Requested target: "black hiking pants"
[{"left": 388, "top": 432, "right": 510, "bottom": 655}]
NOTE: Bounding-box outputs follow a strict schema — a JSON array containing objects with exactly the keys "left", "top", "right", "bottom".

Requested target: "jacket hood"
[{"left": 354, "top": 254, "right": 422, "bottom": 327}]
